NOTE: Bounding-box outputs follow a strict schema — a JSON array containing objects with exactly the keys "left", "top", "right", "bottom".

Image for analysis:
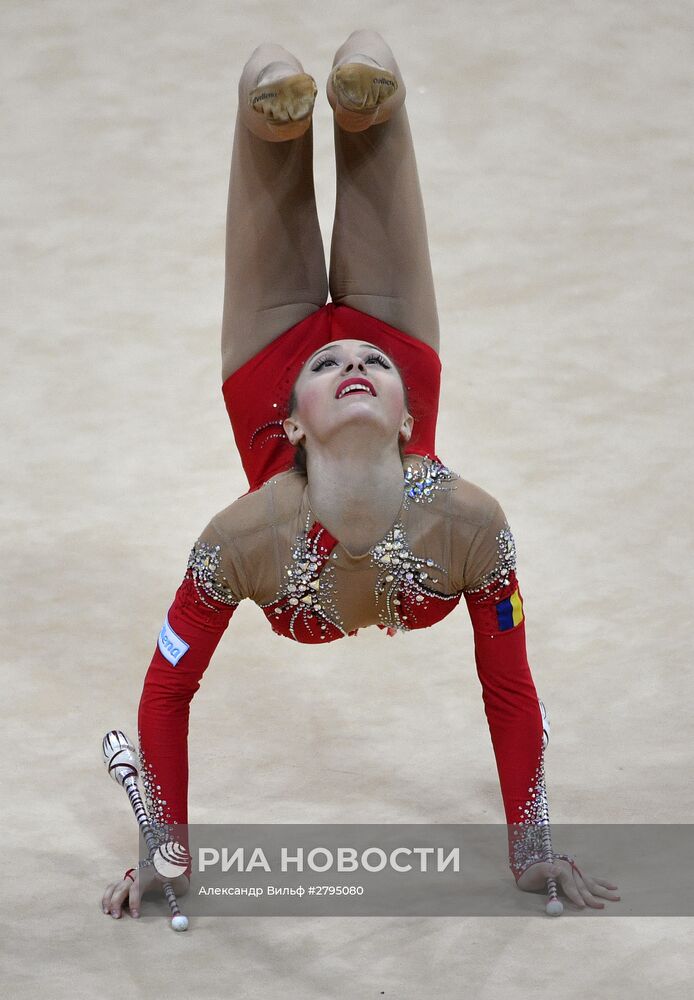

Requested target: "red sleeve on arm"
[
  {"left": 463, "top": 522, "right": 552, "bottom": 883},
  {"left": 137, "top": 540, "right": 240, "bottom": 878}
]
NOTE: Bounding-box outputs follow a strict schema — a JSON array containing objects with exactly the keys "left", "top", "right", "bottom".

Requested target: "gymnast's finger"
[
  {"left": 571, "top": 870, "right": 606, "bottom": 909},
  {"left": 551, "top": 863, "right": 585, "bottom": 909},
  {"left": 107, "top": 879, "right": 134, "bottom": 919},
  {"left": 580, "top": 873, "right": 620, "bottom": 901},
  {"left": 589, "top": 875, "right": 620, "bottom": 892},
  {"left": 101, "top": 883, "right": 118, "bottom": 914},
  {"left": 127, "top": 878, "right": 142, "bottom": 918}
]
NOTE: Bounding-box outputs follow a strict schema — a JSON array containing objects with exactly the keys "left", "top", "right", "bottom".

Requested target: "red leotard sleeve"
[
  {"left": 137, "top": 535, "right": 241, "bottom": 877},
  {"left": 462, "top": 505, "right": 551, "bottom": 882}
]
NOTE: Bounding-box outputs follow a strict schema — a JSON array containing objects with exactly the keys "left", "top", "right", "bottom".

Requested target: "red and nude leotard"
[{"left": 137, "top": 305, "right": 548, "bottom": 882}]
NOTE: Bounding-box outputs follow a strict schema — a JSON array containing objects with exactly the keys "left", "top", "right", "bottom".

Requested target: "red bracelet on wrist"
[{"left": 553, "top": 853, "right": 583, "bottom": 879}]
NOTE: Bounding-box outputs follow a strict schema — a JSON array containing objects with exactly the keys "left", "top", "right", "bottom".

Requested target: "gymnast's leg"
[
  {"left": 327, "top": 29, "right": 440, "bottom": 354},
  {"left": 221, "top": 43, "right": 329, "bottom": 382}
]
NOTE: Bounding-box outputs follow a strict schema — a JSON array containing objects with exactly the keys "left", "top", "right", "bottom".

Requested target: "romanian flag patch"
[
  {"left": 495, "top": 587, "right": 524, "bottom": 631},
  {"left": 463, "top": 570, "right": 525, "bottom": 637}
]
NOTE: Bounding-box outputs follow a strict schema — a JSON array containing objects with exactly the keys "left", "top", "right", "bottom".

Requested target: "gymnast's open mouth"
[{"left": 335, "top": 377, "right": 377, "bottom": 399}]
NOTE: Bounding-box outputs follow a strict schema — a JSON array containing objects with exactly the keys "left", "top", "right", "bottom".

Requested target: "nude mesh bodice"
[{"left": 188, "top": 455, "right": 508, "bottom": 642}]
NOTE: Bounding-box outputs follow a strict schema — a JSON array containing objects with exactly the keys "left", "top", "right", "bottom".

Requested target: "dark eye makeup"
[
  {"left": 310, "top": 355, "right": 338, "bottom": 371},
  {"left": 365, "top": 352, "right": 391, "bottom": 369},
  {"left": 310, "top": 351, "right": 391, "bottom": 372}
]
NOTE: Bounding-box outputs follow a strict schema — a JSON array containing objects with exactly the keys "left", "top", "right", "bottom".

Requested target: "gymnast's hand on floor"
[
  {"left": 101, "top": 866, "right": 190, "bottom": 920},
  {"left": 516, "top": 857, "right": 621, "bottom": 909}
]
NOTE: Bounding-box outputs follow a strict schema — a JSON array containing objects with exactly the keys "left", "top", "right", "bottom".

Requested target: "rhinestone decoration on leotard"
[
  {"left": 462, "top": 525, "right": 517, "bottom": 600},
  {"left": 260, "top": 458, "right": 461, "bottom": 639},
  {"left": 137, "top": 730, "right": 175, "bottom": 847},
  {"left": 402, "top": 457, "right": 458, "bottom": 508},
  {"left": 186, "top": 540, "right": 241, "bottom": 612},
  {"left": 370, "top": 522, "right": 460, "bottom": 633},
  {"left": 259, "top": 508, "right": 347, "bottom": 641},
  {"left": 248, "top": 418, "right": 286, "bottom": 451},
  {"left": 508, "top": 746, "right": 554, "bottom": 879},
  {"left": 507, "top": 703, "right": 565, "bottom": 882}
]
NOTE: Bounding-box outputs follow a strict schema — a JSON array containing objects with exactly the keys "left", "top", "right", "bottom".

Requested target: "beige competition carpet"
[{"left": 3, "top": 1, "right": 693, "bottom": 997}]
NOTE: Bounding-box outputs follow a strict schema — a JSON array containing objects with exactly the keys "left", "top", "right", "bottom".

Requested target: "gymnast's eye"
[
  {"left": 365, "top": 353, "right": 391, "bottom": 368},
  {"left": 311, "top": 355, "right": 338, "bottom": 371}
]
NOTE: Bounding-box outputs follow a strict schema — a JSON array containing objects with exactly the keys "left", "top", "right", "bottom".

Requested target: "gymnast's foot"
[
  {"left": 246, "top": 59, "right": 318, "bottom": 142},
  {"left": 327, "top": 30, "right": 405, "bottom": 132}
]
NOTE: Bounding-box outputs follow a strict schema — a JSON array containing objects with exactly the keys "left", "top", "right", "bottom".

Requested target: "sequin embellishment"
[
  {"left": 508, "top": 748, "right": 553, "bottom": 879},
  {"left": 508, "top": 700, "right": 560, "bottom": 880},
  {"left": 403, "top": 457, "right": 458, "bottom": 507},
  {"left": 249, "top": 418, "right": 286, "bottom": 450},
  {"left": 365, "top": 457, "right": 461, "bottom": 632},
  {"left": 137, "top": 729, "right": 173, "bottom": 839},
  {"left": 259, "top": 510, "right": 346, "bottom": 641},
  {"left": 370, "top": 523, "right": 460, "bottom": 632},
  {"left": 186, "top": 540, "right": 241, "bottom": 612},
  {"left": 261, "top": 457, "right": 461, "bottom": 639},
  {"left": 463, "top": 525, "right": 517, "bottom": 599}
]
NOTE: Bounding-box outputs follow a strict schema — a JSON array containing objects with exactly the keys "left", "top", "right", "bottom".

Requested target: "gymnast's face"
[{"left": 284, "top": 339, "right": 413, "bottom": 452}]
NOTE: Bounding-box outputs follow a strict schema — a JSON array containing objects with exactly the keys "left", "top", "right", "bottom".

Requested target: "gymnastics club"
[
  {"left": 538, "top": 699, "right": 563, "bottom": 916},
  {"left": 101, "top": 730, "right": 189, "bottom": 931}
]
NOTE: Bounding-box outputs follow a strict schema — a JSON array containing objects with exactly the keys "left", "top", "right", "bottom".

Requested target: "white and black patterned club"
[{"left": 101, "top": 729, "right": 189, "bottom": 931}]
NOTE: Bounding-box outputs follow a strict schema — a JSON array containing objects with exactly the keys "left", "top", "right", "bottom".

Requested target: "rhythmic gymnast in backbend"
[{"left": 102, "top": 30, "right": 619, "bottom": 919}]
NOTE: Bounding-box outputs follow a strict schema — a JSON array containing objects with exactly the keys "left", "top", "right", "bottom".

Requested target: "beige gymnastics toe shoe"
[
  {"left": 327, "top": 56, "right": 400, "bottom": 132},
  {"left": 248, "top": 71, "right": 318, "bottom": 141}
]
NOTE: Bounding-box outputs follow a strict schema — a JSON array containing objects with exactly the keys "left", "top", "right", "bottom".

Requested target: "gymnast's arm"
[
  {"left": 457, "top": 499, "right": 548, "bottom": 884},
  {"left": 136, "top": 514, "right": 247, "bottom": 878}
]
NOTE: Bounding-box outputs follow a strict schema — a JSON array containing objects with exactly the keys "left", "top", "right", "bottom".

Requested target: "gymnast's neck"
[{"left": 303, "top": 431, "right": 408, "bottom": 556}]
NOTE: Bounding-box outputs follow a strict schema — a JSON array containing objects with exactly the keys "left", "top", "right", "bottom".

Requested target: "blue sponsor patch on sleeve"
[{"left": 158, "top": 614, "right": 190, "bottom": 666}]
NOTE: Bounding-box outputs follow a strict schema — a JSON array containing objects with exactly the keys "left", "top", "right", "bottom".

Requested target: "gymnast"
[{"left": 101, "top": 30, "right": 619, "bottom": 919}]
